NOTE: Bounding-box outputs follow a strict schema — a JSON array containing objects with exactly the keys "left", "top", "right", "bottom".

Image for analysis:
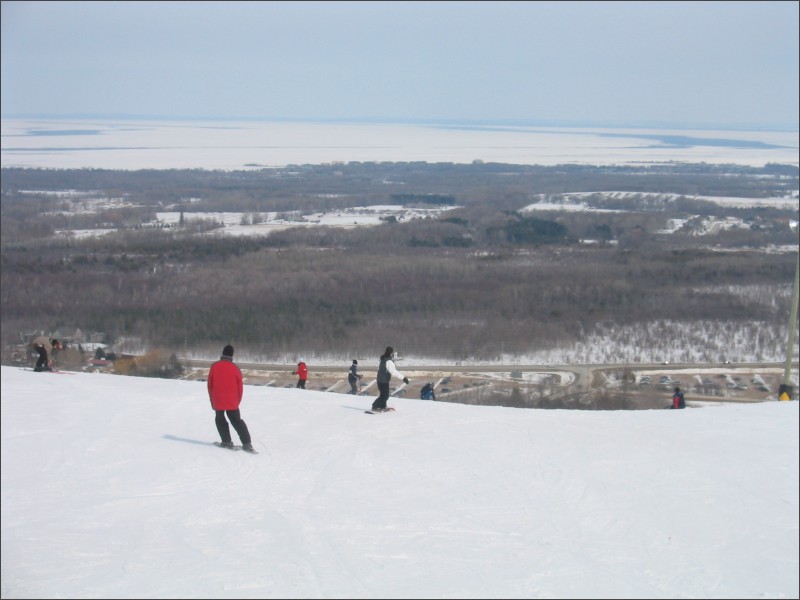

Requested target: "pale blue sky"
[{"left": 2, "top": 0, "right": 798, "bottom": 130}]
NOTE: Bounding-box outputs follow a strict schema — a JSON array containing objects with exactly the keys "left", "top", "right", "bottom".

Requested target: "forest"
[{"left": 1, "top": 161, "right": 798, "bottom": 364}]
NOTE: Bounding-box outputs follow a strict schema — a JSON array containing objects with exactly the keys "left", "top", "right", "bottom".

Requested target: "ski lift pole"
[{"left": 780, "top": 222, "right": 799, "bottom": 401}]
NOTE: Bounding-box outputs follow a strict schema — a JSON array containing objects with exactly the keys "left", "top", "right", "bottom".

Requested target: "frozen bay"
[{"left": 2, "top": 118, "right": 798, "bottom": 170}]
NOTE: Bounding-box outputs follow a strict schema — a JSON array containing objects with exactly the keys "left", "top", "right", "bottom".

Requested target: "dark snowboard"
[{"left": 364, "top": 407, "right": 397, "bottom": 415}]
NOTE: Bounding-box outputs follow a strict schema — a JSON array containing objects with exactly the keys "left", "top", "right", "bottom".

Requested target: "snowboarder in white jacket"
[{"left": 371, "top": 346, "right": 408, "bottom": 412}]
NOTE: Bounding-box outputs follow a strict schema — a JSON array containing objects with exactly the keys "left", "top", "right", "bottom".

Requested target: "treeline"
[
  {"left": 1, "top": 224, "right": 795, "bottom": 360},
  {"left": 2, "top": 161, "right": 796, "bottom": 212}
]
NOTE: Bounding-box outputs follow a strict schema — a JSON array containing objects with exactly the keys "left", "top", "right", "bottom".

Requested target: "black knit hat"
[
  {"left": 352, "top": 359, "right": 358, "bottom": 364},
  {"left": 222, "top": 345, "right": 234, "bottom": 358}
]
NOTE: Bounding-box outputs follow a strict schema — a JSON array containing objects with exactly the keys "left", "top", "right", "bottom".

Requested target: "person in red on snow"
[
  {"left": 671, "top": 386, "right": 686, "bottom": 409},
  {"left": 293, "top": 357, "right": 308, "bottom": 389},
  {"left": 207, "top": 344, "right": 254, "bottom": 452}
]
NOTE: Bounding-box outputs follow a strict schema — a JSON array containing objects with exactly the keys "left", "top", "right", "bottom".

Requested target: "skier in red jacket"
[
  {"left": 208, "top": 345, "right": 254, "bottom": 452},
  {"left": 293, "top": 357, "right": 308, "bottom": 389}
]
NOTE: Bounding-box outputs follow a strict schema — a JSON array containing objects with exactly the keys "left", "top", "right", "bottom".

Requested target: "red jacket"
[
  {"left": 294, "top": 361, "right": 308, "bottom": 380},
  {"left": 207, "top": 357, "right": 243, "bottom": 411}
]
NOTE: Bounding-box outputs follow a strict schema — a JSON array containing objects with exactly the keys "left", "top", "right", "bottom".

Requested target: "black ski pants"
[
  {"left": 33, "top": 346, "right": 49, "bottom": 372},
  {"left": 215, "top": 409, "right": 251, "bottom": 445},
  {"left": 372, "top": 381, "right": 391, "bottom": 410}
]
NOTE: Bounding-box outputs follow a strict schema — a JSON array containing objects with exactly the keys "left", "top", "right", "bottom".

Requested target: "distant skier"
[
  {"left": 348, "top": 359, "right": 362, "bottom": 394},
  {"left": 420, "top": 382, "right": 436, "bottom": 401},
  {"left": 671, "top": 386, "right": 686, "bottom": 409},
  {"left": 293, "top": 357, "right": 308, "bottom": 389},
  {"left": 208, "top": 345, "right": 254, "bottom": 452},
  {"left": 371, "top": 346, "right": 409, "bottom": 412},
  {"left": 31, "top": 336, "right": 61, "bottom": 372}
]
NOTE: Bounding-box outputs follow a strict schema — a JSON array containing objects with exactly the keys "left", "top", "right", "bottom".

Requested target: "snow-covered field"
[
  {"left": 1, "top": 365, "right": 797, "bottom": 599},
  {"left": 525, "top": 190, "right": 800, "bottom": 211},
  {"left": 154, "top": 204, "right": 457, "bottom": 238},
  {"left": 41, "top": 191, "right": 800, "bottom": 247}
]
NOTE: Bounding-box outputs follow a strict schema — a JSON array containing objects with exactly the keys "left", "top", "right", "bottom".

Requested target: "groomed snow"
[{"left": 1, "top": 366, "right": 797, "bottom": 599}]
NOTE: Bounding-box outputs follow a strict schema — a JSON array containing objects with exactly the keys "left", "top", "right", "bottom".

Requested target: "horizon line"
[{"left": 2, "top": 113, "right": 798, "bottom": 134}]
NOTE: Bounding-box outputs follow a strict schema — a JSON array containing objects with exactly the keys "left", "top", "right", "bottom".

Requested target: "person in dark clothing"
[
  {"left": 33, "top": 343, "right": 49, "bottom": 371},
  {"left": 671, "top": 386, "right": 686, "bottom": 409},
  {"left": 31, "top": 336, "right": 61, "bottom": 372},
  {"left": 207, "top": 344, "right": 254, "bottom": 452},
  {"left": 371, "top": 346, "right": 409, "bottom": 412},
  {"left": 420, "top": 382, "right": 436, "bottom": 401},
  {"left": 348, "top": 359, "right": 362, "bottom": 394}
]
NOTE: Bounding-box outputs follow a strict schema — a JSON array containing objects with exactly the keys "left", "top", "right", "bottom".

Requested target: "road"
[{"left": 179, "top": 359, "right": 795, "bottom": 405}]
